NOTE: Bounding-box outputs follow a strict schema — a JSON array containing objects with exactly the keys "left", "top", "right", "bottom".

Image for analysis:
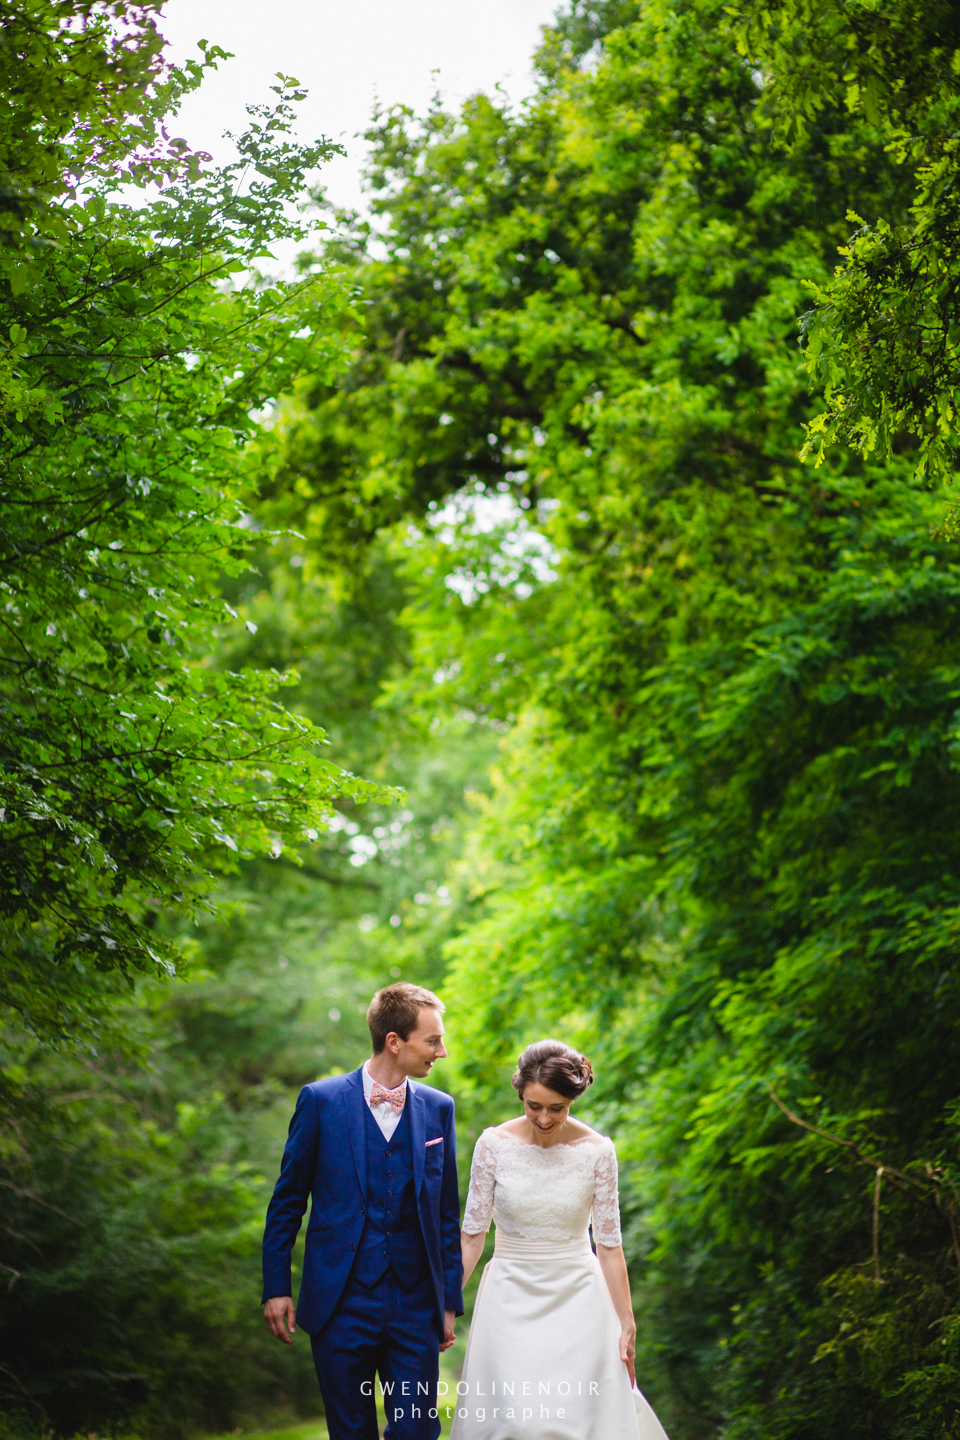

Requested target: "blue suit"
[{"left": 262, "top": 1067, "right": 464, "bottom": 1440}]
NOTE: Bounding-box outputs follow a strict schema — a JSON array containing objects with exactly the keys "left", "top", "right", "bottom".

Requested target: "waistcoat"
[{"left": 352, "top": 1095, "right": 427, "bottom": 1287}]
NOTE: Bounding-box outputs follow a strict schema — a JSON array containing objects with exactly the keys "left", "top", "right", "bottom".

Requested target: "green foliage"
[
  {"left": 725, "top": 0, "right": 960, "bottom": 479},
  {"left": 0, "top": 1014, "right": 326, "bottom": 1437},
  {"left": 0, "top": 5, "right": 394, "bottom": 1046},
  {"left": 0, "top": 1, "right": 168, "bottom": 259}
]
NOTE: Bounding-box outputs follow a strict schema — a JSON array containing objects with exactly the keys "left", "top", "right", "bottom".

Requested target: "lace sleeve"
[
  {"left": 591, "top": 1139, "right": 623, "bottom": 1247},
  {"left": 462, "top": 1129, "right": 498, "bottom": 1234}
]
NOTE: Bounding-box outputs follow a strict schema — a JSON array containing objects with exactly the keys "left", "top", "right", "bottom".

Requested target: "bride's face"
[{"left": 521, "top": 1081, "right": 572, "bottom": 1138}]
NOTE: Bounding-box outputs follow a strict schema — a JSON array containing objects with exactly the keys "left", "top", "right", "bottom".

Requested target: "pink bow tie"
[{"left": 369, "top": 1081, "right": 406, "bottom": 1113}]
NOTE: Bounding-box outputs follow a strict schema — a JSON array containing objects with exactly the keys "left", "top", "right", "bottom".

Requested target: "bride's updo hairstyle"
[{"left": 512, "top": 1039, "right": 594, "bottom": 1101}]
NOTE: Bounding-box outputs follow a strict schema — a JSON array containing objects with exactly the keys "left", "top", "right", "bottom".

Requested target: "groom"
[{"left": 262, "top": 982, "right": 463, "bottom": 1440}]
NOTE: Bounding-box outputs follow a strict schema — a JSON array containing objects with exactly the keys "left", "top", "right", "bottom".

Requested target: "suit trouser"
[{"left": 310, "top": 1268, "right": 441, "bottom": 1440}]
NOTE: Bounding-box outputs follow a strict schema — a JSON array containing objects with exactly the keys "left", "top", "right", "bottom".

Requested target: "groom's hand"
[
  {"left": 263, "top": 1295, "right": 297, "bottom": 1345},
  {"left": 440, "top": 1310, "right": 456, "bottom": 1351}
]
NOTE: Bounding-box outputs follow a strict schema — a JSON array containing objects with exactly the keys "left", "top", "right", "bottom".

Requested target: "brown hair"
[
  {"left": 511, "top": 1039, "right": 594, "bottom": 1101},
  {"left": 367, "top": 982, "right": 445, "bottom": 1053}
]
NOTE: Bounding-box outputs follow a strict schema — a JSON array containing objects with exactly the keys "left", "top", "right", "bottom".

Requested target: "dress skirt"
[{"left": 449, "top": 1234, "right": 668, "bottom": 1440}]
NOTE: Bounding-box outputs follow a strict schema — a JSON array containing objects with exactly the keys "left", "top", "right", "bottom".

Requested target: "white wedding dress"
[{"left": 450, "top": 1127, "right": 669, "bottom": 1440}]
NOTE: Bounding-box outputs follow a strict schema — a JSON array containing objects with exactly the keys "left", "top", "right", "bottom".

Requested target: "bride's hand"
[{"left": 619, "top": 1323, "right": 637, "bottom": 1388}]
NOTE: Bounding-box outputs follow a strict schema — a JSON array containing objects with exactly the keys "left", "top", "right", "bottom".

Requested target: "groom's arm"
[
  {"left": 262, "top": 1085, "right": 319, "bottom": 1309},
  {"left": 439, "top": 1096, "right": 464, "bottom": 1319}
]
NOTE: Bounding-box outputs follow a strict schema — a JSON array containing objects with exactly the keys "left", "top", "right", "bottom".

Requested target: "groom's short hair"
[{"left": 367, "top": 982, "right": 445, "bottom": 1053}]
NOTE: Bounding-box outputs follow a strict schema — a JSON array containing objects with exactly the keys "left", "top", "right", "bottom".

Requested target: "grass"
[
  {"left": 208, "top": 1403, "right": 456, "bottom": 1440},
  {"left": 206, "top": 1345, "right": 465, "bottom": 1440},
  {"left": 203, "top": 1297, "right": 474, "bottom": 1440},
  {"left": 226, "top": 1429, "right": 328, "bottom": 1440}
]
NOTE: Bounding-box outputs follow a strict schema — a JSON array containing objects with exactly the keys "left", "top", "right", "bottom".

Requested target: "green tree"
[
  {"left": 0, "top": 2, "right": 390, "bottom": 1050},
  {"left": 727, "top": 0, "right": 960, "bottom": 482}
]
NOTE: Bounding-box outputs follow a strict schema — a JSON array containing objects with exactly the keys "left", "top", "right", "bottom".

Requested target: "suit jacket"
[{"left": 261, "top": 1067, "right": 464, "bottom": 1336}]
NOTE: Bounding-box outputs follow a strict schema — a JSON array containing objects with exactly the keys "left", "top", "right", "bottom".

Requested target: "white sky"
[{"left": 158, "top": 0, "right": 560, "bottom": 217}]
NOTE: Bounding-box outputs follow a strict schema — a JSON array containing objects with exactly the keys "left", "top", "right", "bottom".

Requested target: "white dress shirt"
[{"left": 362, "top": 1061, "right": 408, "bottom": 1142}]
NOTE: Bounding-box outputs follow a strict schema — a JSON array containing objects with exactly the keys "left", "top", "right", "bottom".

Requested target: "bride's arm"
[
  {"left": 592, "top": 1140, "right": 636, "bottom": 1385},
  {"left": 460, "top": 1230, "right": 487, "bottom": 1286},
  {"left": 460, "top": 1129, "right": 497, "bottom": 1286},
  {"left": 596, "top": 1244, "right": 637, "bottom": 1386}
]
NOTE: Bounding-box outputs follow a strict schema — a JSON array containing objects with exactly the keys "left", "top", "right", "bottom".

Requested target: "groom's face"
[{"left": 392, "top": 1006, "right": 447, "bottom": 1078}]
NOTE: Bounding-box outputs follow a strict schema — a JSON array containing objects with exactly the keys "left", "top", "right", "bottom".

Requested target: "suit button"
[
  {"left": 360, "top": 1207, "right": 365, "bottom": 1214},
  {"left": 350, "top": 1242, "right": 355, "bottom": 1250}
]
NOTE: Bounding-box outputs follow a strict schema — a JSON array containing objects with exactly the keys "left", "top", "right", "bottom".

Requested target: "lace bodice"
[{"left": 462, "top": 1126, "right": 623, "bottom": 1247}]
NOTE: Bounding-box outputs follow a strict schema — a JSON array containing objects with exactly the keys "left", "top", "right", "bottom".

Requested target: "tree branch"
[
  {"left": 275, "top": 855, "right": 381, "bottom": 891},
  {"left": 0, "top": 1178, "right": 88, "bottom": 1228},
  {"left": 769, "top": 1089, "right": 960, "bottom": 1277}
]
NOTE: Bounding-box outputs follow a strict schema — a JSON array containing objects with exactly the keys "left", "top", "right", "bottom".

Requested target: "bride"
[{"left": 450, "top": 1040, "right": 669, "bottom": 1440}]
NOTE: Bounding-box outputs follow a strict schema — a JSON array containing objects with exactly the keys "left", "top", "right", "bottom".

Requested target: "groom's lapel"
[
  {"left": 342, "top": 1067, "right": 368, "bottom": 1198},
  {"left": 408, "top": 1081, "right": 426, "bottom": 1195}
]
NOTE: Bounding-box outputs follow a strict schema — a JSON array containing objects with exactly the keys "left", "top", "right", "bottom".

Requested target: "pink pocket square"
[{"left": 425, "top": 1136, "right": 443, "bottom": 1147}]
